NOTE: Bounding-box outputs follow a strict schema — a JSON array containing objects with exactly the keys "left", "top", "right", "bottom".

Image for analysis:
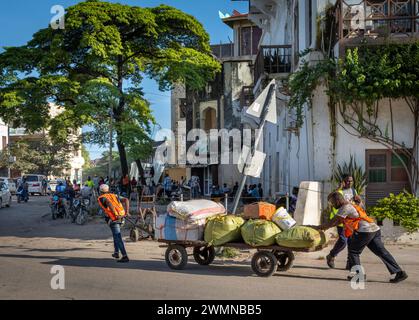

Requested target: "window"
[
  {"left": 1, "top": 136, "right": 6, "bottom": 150},
  {"left": 391, "top": 153, "right": 409, "bottom": 182},
  {"left": 240, "top": 26, "right": 262, "bottom": 56},
  {"left": 366, "top": 149, "right": 411, "bottom": 207},
  {"left": 240, "top": 27, "right": 252, "bottom": 56},
  {"left": 368, "top": 154, "right": 387, "bottom": 183}
]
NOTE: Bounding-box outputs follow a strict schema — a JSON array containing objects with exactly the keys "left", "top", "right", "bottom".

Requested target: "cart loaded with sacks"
[
  {"left": 155, "top": 200, "right": 328, "bottom": 278},
  {"left": 158, "top": 239, "right": 327, "bottom": 278}
]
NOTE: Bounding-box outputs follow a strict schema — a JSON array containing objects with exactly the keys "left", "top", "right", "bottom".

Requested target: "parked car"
[
  {"left": 22, "top": 174, "right": 47, "bottom": 195},
  {"left": 0, "top": 181, "right": 12, "bottom": 208},
  {"left": 0, "top": 177, "right": 17, "bottom": 194}
]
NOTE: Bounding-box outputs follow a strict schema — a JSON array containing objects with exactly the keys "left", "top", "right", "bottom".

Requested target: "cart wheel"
[
  {"left": 165, "top": 245, "right": 188, "bottom": 270},
  {"left": 130, "top": 228, "right": 140, "bottom": 242},
  {"left": 193, "top": 246, "right": 215, "bottom": 265},
  {"left": 274, "top": 251, "right": 295, "bottom": 272},
  {"left": 251, "top": 251, "right": 278, "bottom": 277}
]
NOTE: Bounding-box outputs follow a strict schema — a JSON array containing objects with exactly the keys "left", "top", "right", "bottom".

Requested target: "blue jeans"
[
  {"left": 330, "top": 226, "right": 349, "bottom": 258},
  {"left": 109, "top": 222, "right": 127, "bottom": 257}
]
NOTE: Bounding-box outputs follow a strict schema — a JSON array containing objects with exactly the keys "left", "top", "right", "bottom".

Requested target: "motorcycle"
[
  {"left": 70, "top": 197, "right": 90, "bottom": 225},
  {"left": 16, "top": 186, "right": 28, "bottom": 203},
  {"left": 51, "top": 194, "right": 66, "bottom": 220}
]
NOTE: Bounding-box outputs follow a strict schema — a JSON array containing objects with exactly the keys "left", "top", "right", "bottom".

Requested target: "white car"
[
  {"left": 0, "top": 177, "right": 16, "bottom": 194},
  {"left": 22, "top": 174, "right": 47, "bottom": 195},
  {"left": 0, "top": 181, "right": 12, "bottom": 208}
]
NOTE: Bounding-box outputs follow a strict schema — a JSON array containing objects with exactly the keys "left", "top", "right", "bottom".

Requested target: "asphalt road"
[{"left": 0, "top": 196, "right": 418, "bottom": 300}]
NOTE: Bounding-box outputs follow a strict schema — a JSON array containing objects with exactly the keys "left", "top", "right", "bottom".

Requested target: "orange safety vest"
[
  {"left": 343, "top": 204, "right": 375, "bottom": 237},
  {"left": 98, "top": 193, "right": 126, "bottom": 221}
]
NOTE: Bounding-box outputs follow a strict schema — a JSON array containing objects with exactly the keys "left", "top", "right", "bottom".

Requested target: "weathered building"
[{"left": 170, "top": 10, "right": 262, "bottom": 195}]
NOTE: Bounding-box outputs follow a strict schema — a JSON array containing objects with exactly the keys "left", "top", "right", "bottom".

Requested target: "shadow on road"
[
  {"left": 274, "top": 272, "right": 389, "bottom": 284},
  {"left": 0, "top": 253, "right": 256, "bottom": 277}
]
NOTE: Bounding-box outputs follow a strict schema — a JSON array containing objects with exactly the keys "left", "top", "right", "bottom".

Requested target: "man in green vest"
[{"left": 326, "top": 174, "right": 362, "bottom": 269}]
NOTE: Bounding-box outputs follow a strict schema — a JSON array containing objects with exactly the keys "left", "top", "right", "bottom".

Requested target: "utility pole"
[{"left": 108, "top": 109, "right": 113, "bottom": 181}]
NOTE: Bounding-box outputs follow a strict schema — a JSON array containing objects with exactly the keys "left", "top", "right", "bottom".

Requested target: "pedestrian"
[
  {"left": 316, "top": 191, "right": 408, "bottom": 283},
  {"left": 289, "top": 187, "right": 299, "bottom": 214},
  {"left": 41, "top": 178, "right": 48, "bottom": 196},
  {"left": 93, "top": 175, "right": 100, "bottom": 192},
  {"left": 190, "top": 174, "right": 200, "bottom": 199},
  {"left": 326, "top": 174, "right": 362, "bottom": 269},
  {"left": 163, "top": 173, "right": 172, "bottom": 198},
  {"left": 257, "top": 183, "right": 263, "bottom": 200},
  {"left": 232, "top": 182, "right": 239, "bottom": 197},
  {"left": 86, "top": 176, "right": 95, "bottom": 189},
  {"left": 97, "top": 184, "right": 130, "bottom": 263},
  {"left": 122, "top": 174, "right": 130, "bottom": 196}
]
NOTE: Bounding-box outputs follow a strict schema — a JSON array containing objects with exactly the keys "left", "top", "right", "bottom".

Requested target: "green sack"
[
  {"left": 204, "top": 215, "right": 245, "bottom": 246},
  {"left": 275, "top": 226, "right": 326, "bottom": 248},
  {"left": 241, "top": 219, "right": 281, "bottom": 247}
]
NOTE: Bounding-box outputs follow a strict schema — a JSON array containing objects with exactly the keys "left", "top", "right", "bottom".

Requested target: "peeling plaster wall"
[{"left": 223, "top": 61, "right": 254, "bottom": 131}]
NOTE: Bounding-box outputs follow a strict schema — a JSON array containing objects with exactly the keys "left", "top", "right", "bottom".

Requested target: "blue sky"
[{"left": 0, "top": 0, "right": 248, "bottom": 159}]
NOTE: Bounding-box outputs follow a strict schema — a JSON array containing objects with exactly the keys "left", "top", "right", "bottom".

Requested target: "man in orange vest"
[
  {"left": 317, "top": 191, "right": 408, "bottom": 283},
  {"left": 98, "top": 184, "right": 130, "bottom": 263}
]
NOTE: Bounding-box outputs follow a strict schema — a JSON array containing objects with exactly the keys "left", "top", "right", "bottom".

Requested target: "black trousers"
[{"left": 348, "top": 230, "right": 402, "bottom": 275}]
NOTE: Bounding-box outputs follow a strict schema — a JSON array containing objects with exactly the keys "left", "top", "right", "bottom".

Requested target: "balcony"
[
  {"left": 211, "top": 43, "right": 234, "bottom": 59},
  {"left": 254, "top": 45, "right": 292, "bottom": 85},
  {"left": 336, "top": 0, "right": 419, "bottom": 42}
]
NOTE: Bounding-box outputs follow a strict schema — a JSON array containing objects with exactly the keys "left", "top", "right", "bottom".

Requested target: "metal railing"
[
  {"left": 254, "top": 45, "right": 292, "bottom": 85},
  {"left": 211, "top": 43, "right": 234, "bottom": 59},
  {"left": 336, "top": 0, "right": 419, "bottom": 40}
]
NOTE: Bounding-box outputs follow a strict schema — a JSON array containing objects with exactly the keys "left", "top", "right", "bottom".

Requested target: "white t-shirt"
[{"left": 336, "top": 204, "right": 380, "bottom": 233}]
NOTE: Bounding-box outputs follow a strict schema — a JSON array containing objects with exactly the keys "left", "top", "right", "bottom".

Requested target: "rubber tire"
[
  {"left": 76, "top": 210, "right": 87, "bottom": 225},
  {"left": 0, "top": 198, "right": 2, "bottom": 209},
  {"left": 274, "top": 251, "right": 295, "bottom": 272},
  {"left": 165, "top": 245, "right": 188, "bottom": 270},
  {"left": 52, "top": 207, "right": 57, "bottom": 220},
  {"left": 6, "top": 197, "right": 11, "bottom": 207},
  {"left": 130, "top": 228, "right": 140, "bottom": 242},
  {"left": 193, "top": 246, "right": 215, "bottom": 265},
  {"left": 251, "top": 251, "right": 278, "bottom": 277}
]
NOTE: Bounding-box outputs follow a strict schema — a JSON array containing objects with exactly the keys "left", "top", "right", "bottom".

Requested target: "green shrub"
[{"left": 368, "top": 192, "right": 419, "bottom": 233}]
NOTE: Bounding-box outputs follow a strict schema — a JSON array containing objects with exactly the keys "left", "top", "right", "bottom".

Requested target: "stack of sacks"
[
  {"left": 204, "top": 215, "right": 245, "bottom": 246},
  {"left": 275, "top": 226, "right": 327, "bottom": 249},
  {"left": 168, "top": 200, "right": 226, "bottom": 221},
  {"left": 241, "top": 219, "right": 281, "bottom": 246},
  {"left": 156, "top": 200, "right": 226, "bottom": 241}
]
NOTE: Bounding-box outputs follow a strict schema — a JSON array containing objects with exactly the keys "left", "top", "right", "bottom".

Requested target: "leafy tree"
[
  {"left": 0, "top": 0, "right": 220, "bottom": 178},
  {"left": 81, "top": 144, "right": 91, "bottom": 170},
  {"left": 0, "top": 137, "right": 73, "bottom": 176}
]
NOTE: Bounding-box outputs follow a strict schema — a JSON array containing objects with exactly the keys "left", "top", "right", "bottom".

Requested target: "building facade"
[
  {"left": 170, "top": 10, "right": 261, "bottom": 195},
  {"left": 249, "top": 0, "right": 419, "bottom": 207}
]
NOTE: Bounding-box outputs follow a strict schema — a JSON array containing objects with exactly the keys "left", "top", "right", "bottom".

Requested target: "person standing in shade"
[
  {"left": 97, "top": 184, "right": 130, "bottom": 263},
  {"left": 316, "top": 191, "right": 408, "bottom": 283},
  {"left": 257, "top": 183, "right": 263, "bottom": 200}
]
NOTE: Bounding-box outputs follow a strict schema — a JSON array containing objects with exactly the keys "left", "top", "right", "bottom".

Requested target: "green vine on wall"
[{"left": 287, "top": 42, "right": 419, "bottom": 194}]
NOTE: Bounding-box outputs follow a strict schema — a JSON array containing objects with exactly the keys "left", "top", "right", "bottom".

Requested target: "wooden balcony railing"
[
  {"left": 336, "top": 0, "right": 419, "bottom": 40},
  {"left": 254, "top": 45, "right": 292, "bottom": 85}
]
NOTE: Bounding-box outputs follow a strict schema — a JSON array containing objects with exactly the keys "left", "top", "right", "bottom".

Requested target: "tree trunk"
[
  {"left": 135, "top": 159, "right": 146, "bottom": 185},
  {"left": 114, "top": 57, "right": 130, "bottom": 192}
]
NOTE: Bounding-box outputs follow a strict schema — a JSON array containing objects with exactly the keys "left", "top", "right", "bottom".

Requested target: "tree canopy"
[{"left": 0, "top": 0, "right": 221, "bottom": 176}]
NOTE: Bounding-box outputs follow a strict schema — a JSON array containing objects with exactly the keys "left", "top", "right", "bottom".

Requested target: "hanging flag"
[{"left": 245, "top": 79, "right": 277, "bottom": 125}]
